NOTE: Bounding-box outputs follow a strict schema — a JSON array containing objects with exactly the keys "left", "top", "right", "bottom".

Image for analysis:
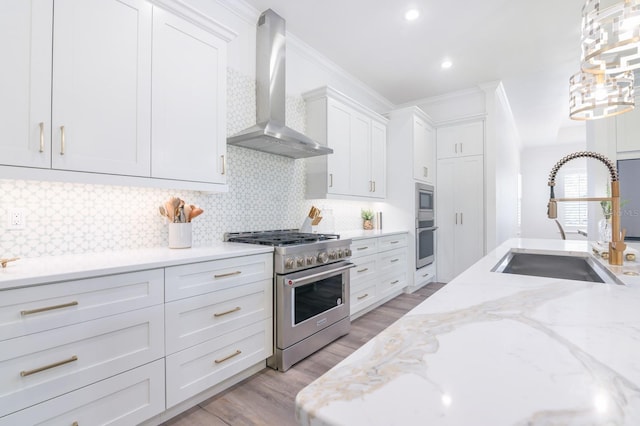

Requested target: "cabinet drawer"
[
  {"left": 350, "top": 238, "right": 378, "bottom": 258},
  {"left": 350, "top": 254, "right": 377, "bottom": 284},
  {"left": 0, "top": 305, "right": 164, "bottom": 417},
  {"left": 415, "top": 264, "right": 436, "bottom": 287},
  {"left": 378, "top": 234, "right": 407, "bottom": 251},
  {"left": 165, "top": 279, "right": 272, "bottom": 355},
  {"left": 0, "top": 269, "right": 164, "bottom": 341},
  {"left": 377, "top": 272, "right": 407, "bottom": 297},
  {"left": 165, "top": 253, "right": 272, "bottom": 301},
  {"left": 378, "top": 247, "right": 407, "bottom": 273},
  {"left": 0, "top": 359, "right": 165, "bottom": 426},
  {"left": 166, "top": 319, "right": 271, "bottom": 408},
  {"left": 351, "top": 283, "right": 377, "bottom": 315}
]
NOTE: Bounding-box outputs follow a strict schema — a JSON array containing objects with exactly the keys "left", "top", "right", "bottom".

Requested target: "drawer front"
[
  {"left": 0, "top": 269, "right": 164, "bottom": 341},
  {"left": 166, "top": 319, "right": 271, "bottom": 408},
  {"left": 350, "top": 238, "right": 378, "bottom": 258},
  {"left": 165, "top": 253, "right": 273, "bottom": 301},
  {"left": 165, "top": 279, "right": 272, "bottom": 355},
  {"left": 0, "top": 359, "right": 165, "bottom": 426},
  {"left": 378, "top": 234, "right": 408, "bottom": 252},
  {"left": 377, "top": 271, "right": 407, "bottom": 298},
  {"left": 350, "top": 283, "right": 377, "bottom": 315},
  {"left": 349, "top": 254, "right": 377, "bottom": 285},
  {"left": 415, "top": 264, "right": 436, "bottom": 287},
  {"left": 0, "top": 305, "right": 164, "bottom": 417},
  {"left": 378, "top": 247, "right": 407, "bottom": 274}
]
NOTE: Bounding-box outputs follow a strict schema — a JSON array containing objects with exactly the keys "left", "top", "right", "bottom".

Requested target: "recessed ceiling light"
[
  {"left": 441, "top": 60, "right": 453, "bottom": 69},
  {"left": 405, "top": 9, "right": 420, "bottom": 21}
]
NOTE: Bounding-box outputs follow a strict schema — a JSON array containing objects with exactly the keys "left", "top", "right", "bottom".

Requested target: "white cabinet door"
[
  {"left": 350, "top": 111, "right": 372, "bottom": 197},
  {"left": 413, "top": 118, "right": 434, "bottom": 184},
  {"left": 370, "top": 120, "right": 387, "bottom": 198},
  {"left": 51, "top": 0, "right": 152, "bottom": 176},
  {"left": 152, "top": 7, "right": 227, "bottom": 183},
  {"left": 436, "top": 121, "right": 483, "bottom": 159},
  {"left": 0, "top": 0, "right": 52, "bottom": 168},
  {"left": 616, "top": 99, "right": 640, "bottom": 153},
  {"left": 436, "top": 155, "right": 484, "bottom": 282},
  {"left": 326, "top": 100, "right": 352, "bottom": 195}
]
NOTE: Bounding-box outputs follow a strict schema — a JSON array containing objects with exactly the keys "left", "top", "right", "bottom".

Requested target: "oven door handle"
[
  {"left": 417, "top": 226, "right": 438, "bottom": 232},
  {"left": 286, "top": 263, "right": 355, "bottom": 288}
]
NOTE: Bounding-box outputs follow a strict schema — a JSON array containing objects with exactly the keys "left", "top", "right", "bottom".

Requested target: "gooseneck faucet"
[{"left": 547, "top": 151, "right": 627, "bottom": 266}]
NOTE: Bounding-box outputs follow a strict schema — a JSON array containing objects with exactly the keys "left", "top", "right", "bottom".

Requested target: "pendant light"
[{"left": 569, "top": 69, "right": 635, "bottom": 120}]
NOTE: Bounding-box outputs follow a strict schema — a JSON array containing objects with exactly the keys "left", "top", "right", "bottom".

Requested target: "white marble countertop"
[
  {"left": 0, "top": 243, "right": 273, "bottom": 290},
  {"left": 339, "top": 229, "right": 408, "bottom": 241},
  {"left": 296, "top": 238, "right": 640, "bottom": 425}
]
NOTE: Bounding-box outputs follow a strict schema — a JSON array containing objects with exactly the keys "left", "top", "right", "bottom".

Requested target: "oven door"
[
  {"left": 276, "top": 261, "right": 353, "bottom": 349},
  {"left": 416, "top": 226, "right": 437, "bottom": 269}
]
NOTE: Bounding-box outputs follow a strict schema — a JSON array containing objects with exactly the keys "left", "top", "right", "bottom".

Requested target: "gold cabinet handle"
[
  {"left": 373, "top": 181, "right": 376, "bottom": 192},
  {"left": 460, "top": 212, "right": 463, "bottom": 225},
  {"left": 329, "top": 174, "right": 333, "bottom": 187},
  {"left": 454, "top": 143, "right": 457, "bottom": 154},
  {"left": 38, "top": 122, "right": 45, "bottom": 153},
  {"left": 59, "top": 125, "right": 65, "bottom": 155},
  {"left": 214, "top": 349, "right": 241, "bottom": 364},
  {"left": 221, "top": 155, "right": 226, "bottom": 175},
  {"left": 455, "top": 213, "right": 458, "bottom": 225},
  {"left": 460, "top": 143, "right": 463, "bottom": 153},
  {"left": 357, "top": 268, "right": 369, "bottom": 273},
  {"left": 72, "top": 422, "right": 79, "bottom": 426},
  {"left": 20, "top": 355, "right": 78, "bottom": 377},
  {"left": 214, "top": 271, "right": 241, "bottom": 279},
  {"left": 213, "top": 306, "right": 241, "bottom": 318},
  {"left": 424, "top": 166, "right": 428, "bottom": 177},
  {"left": 21, "top": 301, "right": 78, "bottom": 316},
  {"left": 422, "top": 273, "right": 430, "bottom": 278},
  {"left": 357, "top": 246, "right": 369, "bottom": 251},
  {"left": 357, "top": 293, "right": 369, "bottom": 300},
  {"left": 390, "top": 241, "right": 399, "bottom": 244},
  {"left": 390, "top": 280, "right": 400, "bottom": 285},
  {"left": 391, "top": 258, "right": 399, "bottom": 263}
]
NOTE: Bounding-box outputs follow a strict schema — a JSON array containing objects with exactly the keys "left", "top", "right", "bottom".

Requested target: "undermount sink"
[{"left": 492, "top": 250, "right": 623, "bottom": 285}]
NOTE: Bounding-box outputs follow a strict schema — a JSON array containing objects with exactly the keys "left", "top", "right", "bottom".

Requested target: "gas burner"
[{"left": 225, "top": 230, "right": 340, "bottom": 247}]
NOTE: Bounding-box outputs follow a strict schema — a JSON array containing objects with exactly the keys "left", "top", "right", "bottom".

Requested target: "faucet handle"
[{"left": 547, "top": 200, "right": 557, "bottom": 219}]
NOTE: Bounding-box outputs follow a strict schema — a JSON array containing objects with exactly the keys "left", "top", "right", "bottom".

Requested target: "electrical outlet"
[{"left": 8, "top": 208, "right": 26, "bottom": 230}]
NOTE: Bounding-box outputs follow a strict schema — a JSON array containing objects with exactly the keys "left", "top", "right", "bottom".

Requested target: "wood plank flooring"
[{"left": 162, "top": 282, "right": 446, "bottom": 426}]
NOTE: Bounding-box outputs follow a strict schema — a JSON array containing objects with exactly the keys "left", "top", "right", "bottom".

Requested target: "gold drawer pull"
[
  {"left": 20, "top": 355, "right": 78, "bottom": 377},
  {"left": 72, "top": 422, "right": 78, "bottom": 426},
  {"left": 39, "top": 122, "right": 45, "bottom": 153},
  {"left": 422, "top": 273, "right": 430, "bottom": 278},
  {"left": 391, "top": 280, "right": 400, "bottom": 285},
  {"left": 214, "top": 271, "right": 241, "bottom": 279},
  {"left": 357, "top": 293, "right": 369, "bottom": 300},
  {"left": 214, "top": 350, "right": 241, "bottom": 364},
  {"left": 390, "top": 258, "right": 399, "bottom": 263},
  {"left": 213, "top": 306, "right": 241, "bottom": 317},
  {"left": 357, "top": 268, "right": 369, "bottom": 273},
  {"left": 60, "top": 125, "right": 65, "bottom": 155},
  {"left": 390, "top": 241, "right": 399, "bottom": 244},
  {"left": 21, "top": 301, "right": 78, "bottom": 316},
  {"left": 357, "top": 246, "right": 369, "bottom": 251}
]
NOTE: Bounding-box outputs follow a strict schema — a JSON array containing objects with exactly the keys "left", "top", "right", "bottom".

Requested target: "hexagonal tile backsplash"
[{"left": 0, "top": 69, "right": 368, "bottom": 258}]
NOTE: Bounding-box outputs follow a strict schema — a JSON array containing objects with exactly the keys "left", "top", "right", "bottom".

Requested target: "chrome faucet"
[{"left": 547, "top": 151, "right": 626, "bottom": 266}]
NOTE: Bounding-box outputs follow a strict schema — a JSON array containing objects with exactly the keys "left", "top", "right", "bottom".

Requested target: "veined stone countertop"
[
  {"left": 296, "top": 238, "right": 640, "bottom": 425},
  {"left": 338, "top": 229, "right": 408, "bottom": 240}
]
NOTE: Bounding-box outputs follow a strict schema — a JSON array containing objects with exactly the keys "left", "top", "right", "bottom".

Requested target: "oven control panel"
[{"left": 276, "top": 240, "right": 352, "bottom": 273}]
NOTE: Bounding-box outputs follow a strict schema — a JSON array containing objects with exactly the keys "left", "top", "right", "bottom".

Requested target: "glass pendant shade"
[
  {"left": 581, "top": 0, "right": 640, "bottom": 74},
  {"left": 569, "top": 70, "right": 635, "bottom": 119}
]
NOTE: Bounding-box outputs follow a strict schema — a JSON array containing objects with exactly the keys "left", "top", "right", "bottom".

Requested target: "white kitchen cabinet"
[
  {"left": 349, "top": 233, "right": 408, "bottom": 319},
  {"left": 52, "top": 0, "right": 152, "bottom": 176},
  {"left": 151, "top": 7, "right": 228, "bottom": 184},
  {"left": 304, "top": 87, "right": 388, "bottom": 200},
  {"left": 413, "top": 116, "right": 435, "bottom": 184},
  {"left": 437, "top": 155, "right": 484, "bottom": 282},
  {"left": 436, "top": 121, "right": 484, "bottom": 159},
  {"left": 0, "top": 0, "right": 52, "bottom": 169},
  {"left": 616, "top": 95, "right": 640, "bottom": 154}
]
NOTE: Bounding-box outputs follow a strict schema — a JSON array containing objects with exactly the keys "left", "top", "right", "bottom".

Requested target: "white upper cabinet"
[
  {"left": 52, "top": 0, "right": 152, "bottom": 176},
  {"left": 0, "top": 0, "right": 52, "bottom": 169},
  {"left": 304, "top": 87, "right": 388, "bottom": 200},
  {"left": 151, "top": 7, "right": 228, "bottom": 184},
  {"left": 436, "top": 120, "right": 484, "bottom": 159},
  {"left": 413, "top": 115, "right": 435, "bottom": 184}
]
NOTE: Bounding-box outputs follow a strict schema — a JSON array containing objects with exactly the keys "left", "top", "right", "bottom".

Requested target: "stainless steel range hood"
[{"left": 227, "top": 9, "right": 332, "bottom": 159}]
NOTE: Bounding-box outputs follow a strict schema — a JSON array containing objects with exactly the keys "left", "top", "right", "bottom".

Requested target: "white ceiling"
[{"left": 240, "top": 0, "right": 588, "bottom": 147}]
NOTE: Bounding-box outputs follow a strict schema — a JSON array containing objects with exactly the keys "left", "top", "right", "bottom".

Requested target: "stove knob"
[
  {"left": 337, "top": 249, "right": 344, "bottom": 258},
  {"left": 296, "top": 257, "right": 305, "bottom": 267},
  {"left": 317, "top": 252, "right": 329, "bottom": 264},
  {"left": 344, "top": 248, "right": 352, "bottom": 257},
  {"left": 328, "top": 251, "right": 337, "bottom": 260},
  {"left": 306, "top": 256, "right": 315, "bottom": 266},
  {"left": 285, "top": 257, "right": 295, "bottom": 269}
]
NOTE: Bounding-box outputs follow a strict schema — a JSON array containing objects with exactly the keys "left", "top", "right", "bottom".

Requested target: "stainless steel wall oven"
[{"left": 416, "top": 183, "right": 437, "bottom": 269}]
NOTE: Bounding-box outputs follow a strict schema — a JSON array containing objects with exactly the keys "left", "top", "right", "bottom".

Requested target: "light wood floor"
[{"left": 162, "top": 282, "right": 446, "bottom": 426}]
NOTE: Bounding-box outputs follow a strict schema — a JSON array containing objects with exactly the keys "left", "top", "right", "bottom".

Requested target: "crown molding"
[
  {"left": 214, "top": 0, "right": 260, "bottom": 25},
  {"left": 149, "top": 0, "right": 238, "bottom": 41}
]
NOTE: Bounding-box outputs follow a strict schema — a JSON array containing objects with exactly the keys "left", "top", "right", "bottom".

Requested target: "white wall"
[{"left": 520, "top": 142, "right": 586, "bottom": 240}]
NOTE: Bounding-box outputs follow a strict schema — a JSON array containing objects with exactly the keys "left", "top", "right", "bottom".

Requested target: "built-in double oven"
[{"left": 416, "top": 183, "right": 437, "bottom": 269}]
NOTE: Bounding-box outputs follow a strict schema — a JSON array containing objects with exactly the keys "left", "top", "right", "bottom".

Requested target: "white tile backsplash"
[{"left": 0, "top": 69, "right": 371, "bottom": 258}]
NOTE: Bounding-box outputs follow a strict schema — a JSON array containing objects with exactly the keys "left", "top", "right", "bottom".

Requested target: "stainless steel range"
[{"left": 225, "top": 230, "right": 353, "bottom": 371}]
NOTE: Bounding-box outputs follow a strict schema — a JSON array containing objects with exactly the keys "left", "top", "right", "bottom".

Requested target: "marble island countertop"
[{"left": 296, "top": 238, "right": 640, "bottom": 425}]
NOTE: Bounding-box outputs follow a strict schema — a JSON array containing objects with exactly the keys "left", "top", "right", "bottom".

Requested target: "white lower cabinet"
[
  {"left": 349, "top": 233, "right": 408, "bottom": 318},
  {"left": 0, "top": 359, "right": 165, "bottom": 426}
]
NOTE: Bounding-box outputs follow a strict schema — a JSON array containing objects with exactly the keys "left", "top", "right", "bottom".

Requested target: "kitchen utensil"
[
  {"left": 159, "top": 206, "right": 167, "bottom": 218},
  {"left": 311, "top": 216, "right": 322, "bottom": 226},
  {"left": 0, "top": 257, "right": 19, "bottom": 268},
  {"left": 189, "top": 206, "right": 204, "bottom": 221},
  {"left": 183, "top": 204, "right": 192, "bottom": 223},
  {"left": 164, "top": 201, "right": 175, "bottom": 222}
]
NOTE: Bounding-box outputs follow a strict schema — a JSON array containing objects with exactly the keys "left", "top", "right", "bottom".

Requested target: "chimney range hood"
[{"left": 227, "top": 9, "right": 332, "bottom": 159}]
